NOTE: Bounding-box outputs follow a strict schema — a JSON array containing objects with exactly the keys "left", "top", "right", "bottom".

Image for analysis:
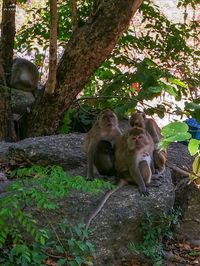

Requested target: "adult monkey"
[
  {"left": 129, "top": 112, "right": 166, "bottom": 175},
  {"left": 84, "top": 109, "right": 122, "bottom": 179},
  {"left": 10, "top": 58, "right": 39, "bottom": 95},
  {"left": 85, "top": 126, "right": 160, "bottom": 230},
  {"left": 114, "top": 126, "right": 160, "bottom": 195}
]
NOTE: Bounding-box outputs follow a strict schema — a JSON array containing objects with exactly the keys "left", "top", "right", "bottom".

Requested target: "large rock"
[
  {"left": 167, "top": 142, "right": 200, "bottom": 246},
  {"left": 64, "top": 169, "right": 174, "bottom": 265},
  {"left": 175, "top": 181, "right": 200, "bottom": 246},
  {"left": 6, "top": 134, "right": 86, "bottom": 170}
]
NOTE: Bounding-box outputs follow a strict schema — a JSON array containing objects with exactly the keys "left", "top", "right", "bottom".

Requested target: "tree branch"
[
  {"left": 45, "top": 0, "right": 57, "bottom": 94},
  {"left": 70, "top": 0, "right": 78, "bottom": 33}
]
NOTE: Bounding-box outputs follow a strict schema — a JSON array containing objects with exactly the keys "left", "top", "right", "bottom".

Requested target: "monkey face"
[
  {"left": 99, "top": 110, "right": 118, "bottom": 128},
  {"left": 126, "top": 127, "right": 148, "bottom": 150},
  {"left": 130, "top": 113, "right": 146, "bottom": 128}
]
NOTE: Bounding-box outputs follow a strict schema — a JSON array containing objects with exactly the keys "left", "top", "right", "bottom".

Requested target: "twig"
[
  {"left": 42, "top": 250, "right": 63, "bottom": 259},
  {"left": 73, "top": 95, "right": 184, "bottom": 116},
  {"left": 43, "top": 213, "right": 68, "bottom": 259}
]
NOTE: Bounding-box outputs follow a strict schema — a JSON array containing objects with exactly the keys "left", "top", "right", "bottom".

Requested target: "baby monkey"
[{"left": 84, "top": 109, "right": 121, "bottom": 179}]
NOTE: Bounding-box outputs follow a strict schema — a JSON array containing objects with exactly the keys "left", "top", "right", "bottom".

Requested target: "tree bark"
[
  {"left": 45, "top": 0, "right": 57, "bottom": 94},
  {"left": 0, "top": 86, "right": 16, "bottom": 141},
  {"left": 24, "top": 0, "right": 143, "bottom": 137},
  {"left": 1, "top": 0, "right": 16, "bottom": 84},
  {"left": 0, "top": 0, "right": 16, "bottom": 141},
  {"left": 70, "top": 0, "right": 78, "bottom": 33}
]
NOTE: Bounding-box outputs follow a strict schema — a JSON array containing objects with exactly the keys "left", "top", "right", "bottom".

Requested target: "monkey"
[
  {"left": 84, "top": 109, "right": 122, "bottom": 179},
  {"left": 129, "top": 112, "right": 166, "bottom": 176},
  {"left": 10, "top": 58, "right": 39, "bottom": 95},
  {"left": 85, "top": 127, "right": 161, "bottom": 230},
  {"left": 114, "top": 126, "right": 160, "bottom": 196},
  {"left": 130, "top": 112, "right": 161, "bottom": 145}
]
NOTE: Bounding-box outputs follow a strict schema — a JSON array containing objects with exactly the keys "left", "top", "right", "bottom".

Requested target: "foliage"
[
  {"left": 49, "top": 220, "right": 95, "bottom": 266},
  {"left": 190, "top": 155, "right": 200, "bottom": 185},
  {"left": 58, "top": 106, "right": 97, "bottom": 134},
  {"left": 160, "top": 121, "right": 200, "bottom": 185},
  {"left": 14, "top": 0, "right": 200, "bottom": 121},
  {"left": 0, "top": 243, "right": 47, "bottom": 266},
  {"left": 78, "top": 0, "right": 200, "bottom": 118},
  {"left": 160, "top": 121, "right": 191, "bottom": 149},
  {"left": 0, "top": 165, "right": 114, "bottom": 265},
  {"left": 129, "top": 209, "right": 181, "bottom": 265}
]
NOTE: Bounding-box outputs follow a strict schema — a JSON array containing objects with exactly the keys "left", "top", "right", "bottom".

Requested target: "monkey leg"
[
  {"left": 129, "top": 163, "right": 149, "bottom": 196},
  {"left": 153, "top": 150, "right": 166, "bottom": 177},
  {"left": 86, "top": 146, "right": 96, "bottom": 180},
  {"left": 138, "top": 159, "right": 152, "bottom": 193}
]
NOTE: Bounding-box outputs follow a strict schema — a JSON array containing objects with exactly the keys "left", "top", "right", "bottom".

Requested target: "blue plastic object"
[{"left": 185, "top": 118, "right": 200, "bottom": 140}]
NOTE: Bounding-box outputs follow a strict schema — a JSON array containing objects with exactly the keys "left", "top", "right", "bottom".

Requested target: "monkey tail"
[{"left": 85, "top": 179, "right": 127, "bottom": 231}]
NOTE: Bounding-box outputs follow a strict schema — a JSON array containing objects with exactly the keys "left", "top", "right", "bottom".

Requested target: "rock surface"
[
  {"left": 167, "top": 142, "right": 200, "bottom": 246},
  {"left": 6, "top": 134, "right": 86, "bottom": 171}
]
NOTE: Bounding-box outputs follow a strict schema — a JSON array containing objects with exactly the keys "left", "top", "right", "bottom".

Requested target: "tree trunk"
[
  {"left": 0, "top": 0, "right": 16, "bottom": 141},
  {"left": 0, "top": 86, "right": 16, "bottom": 141},
  {"left": 1, "top": 0, "right": 16, "bottom": 84},
  {"left": 0, "top": 46, "right": 6, "bottom": 86},
  {"left": 24, "top": 0, "right": 143, "bottom": 137}
]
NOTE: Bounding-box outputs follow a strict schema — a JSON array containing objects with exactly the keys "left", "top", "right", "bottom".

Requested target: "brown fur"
[
  {"left": 129, "top": 112, "right": 166, "bottom": 175},
  {"left": 115, "top": 127, "right": 155, "bottom": 195},
  {"left": 84, "top": 109, "right": 122, "bottom": 179}
]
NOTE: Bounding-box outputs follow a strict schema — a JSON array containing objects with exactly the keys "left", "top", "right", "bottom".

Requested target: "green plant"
[
  {"left": 160, "top": 121, "right": 191, "bottom": 149},
  {"left": 47, "top": 219, "right": 95, "bottom": 266},
  {"left": 0, "top": 243, "right": 47, "bottom": 266},
  {"left": 0, "top": 165, "right": 114, "bottom": 265},
  {"left": 160, "top": 122, "right": 200, "bottom": 185},
  {"left": 128, "top": 209, "right": 181, "bottom": 265}
]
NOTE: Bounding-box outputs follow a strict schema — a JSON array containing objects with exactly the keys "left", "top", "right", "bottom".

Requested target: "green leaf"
[
  {"left": 56, "top": 245, "right": 64, "bottom": 253},
  {"left": 185, "top": 102, "right": 200, "bottom": 110},
  {"left": 163, "top": 84, "right": 178, "bottom": 97},
  {"left": 190, "top": 155, "right": 200, "bottom": 183},
  {"left": 147, "top": 86, "right": 162, "bottom": 93},
  {"left": 161, "top": 122, "right": 191, "bottom": 148},
  {"left": 57, "top": 258, "right": 67, "bottom": 266},
  {"left": 168, "top": 78, "right": 187, "bottom": 88},
  {"left": 188, "top": 139, "right": 200, "bottom": 156},
  {"left": 161, "top": 122, "right": 190, "bottom": 138},
  {"left": 40, "top": 236, "right": 45, "bottom": 245}
]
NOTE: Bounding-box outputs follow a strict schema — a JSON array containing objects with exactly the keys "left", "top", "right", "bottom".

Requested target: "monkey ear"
[{"left": 142, "top": 113, "right": 146, "bottom": 119}]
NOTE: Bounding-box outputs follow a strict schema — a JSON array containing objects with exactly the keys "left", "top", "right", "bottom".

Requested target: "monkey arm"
[
  {"left": 129, "top": 161, "right": 149, "bottom": 196},
  {"left": 87, "top": 143, "right": 96, "bottom": 179}
]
